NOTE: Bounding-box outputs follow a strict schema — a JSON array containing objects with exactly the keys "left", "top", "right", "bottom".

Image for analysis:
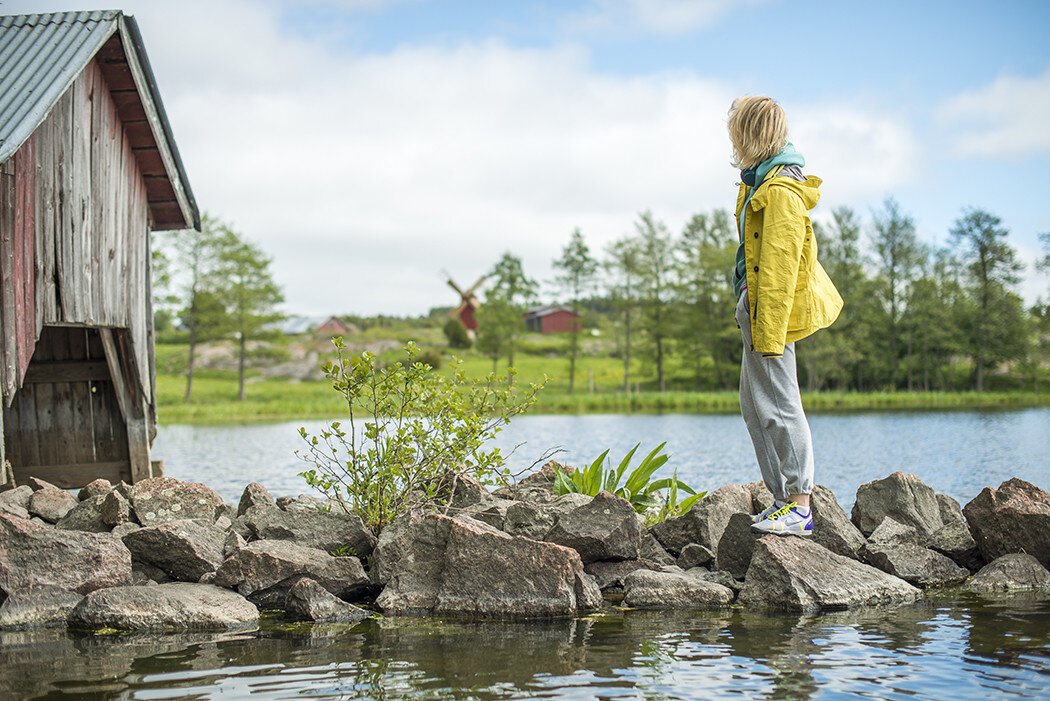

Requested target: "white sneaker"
[
  {"left": 750, "top": 500, "right": 787, "bottom": 524},
  {"left": 750, "top": 502, "right": 813, "bottom": 536}
]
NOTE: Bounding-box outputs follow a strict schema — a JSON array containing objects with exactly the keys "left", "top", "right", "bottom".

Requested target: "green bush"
[
  {"left": 297, "top": 340, "right": 544, "bottom": 533},
  {"left": 413, "top": 347, "right": 443, "bottom": 370},
  {"left": 443, "top": 317, "right": 472, "bottom": 349},
  {"left": 553, "top": 443, "right": 705, "bottom": 523}
]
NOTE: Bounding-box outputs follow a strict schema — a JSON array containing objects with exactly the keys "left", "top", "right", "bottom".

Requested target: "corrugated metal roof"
[
  {"left": 0, "top": 10, "right": 198, "bottom": 230},
  {"left": 0, "top": 10, "right": 119, "bottom": 163}
]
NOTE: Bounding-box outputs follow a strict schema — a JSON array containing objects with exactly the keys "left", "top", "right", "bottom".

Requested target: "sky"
[{"left": 6, "top": 0, "right": 1050, "bottom": 316}]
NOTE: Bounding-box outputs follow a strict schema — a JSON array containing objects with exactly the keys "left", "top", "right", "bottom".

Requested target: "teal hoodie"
[{"left": 733, "top": 143, "right": 805, "bottom": 298}]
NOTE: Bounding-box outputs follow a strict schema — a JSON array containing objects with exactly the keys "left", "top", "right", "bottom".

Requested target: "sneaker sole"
[{"left": 749, "top": 524, "right": 814, "bottom": 537}]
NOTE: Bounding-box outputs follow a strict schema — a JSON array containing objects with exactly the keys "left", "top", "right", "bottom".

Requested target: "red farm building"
[
  {"left": 523, "top": 306, "right": 581, "bottom": 334},
  {"left": 0, "top": 11, "right": 199, "bottom": 487}
]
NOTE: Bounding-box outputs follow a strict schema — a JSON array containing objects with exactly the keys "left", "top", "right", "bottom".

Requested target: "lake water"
[
  {"left": 153, "top": 408, "right": 1050, "bottom": 508},
  {"left": 2, "top": 597, "right": 1049, "bottom": 699},
  {"left": 7, "top": 409, "right": 1048, "bottom": 699}
]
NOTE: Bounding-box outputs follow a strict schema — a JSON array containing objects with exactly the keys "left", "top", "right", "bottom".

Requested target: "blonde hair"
[{"left": 727, "top": 96, "right": 788, "bottom": 169}]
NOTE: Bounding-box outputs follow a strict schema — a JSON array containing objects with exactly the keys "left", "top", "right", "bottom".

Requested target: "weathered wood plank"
[
  {"left": 99, "top": 328, "right": 150, "bottom": 481},
  {"left": 23, "top": 360, "right": 110, "bottom": 384},
  {"left": 36, "top": 113, "right": 56, "bottom": 332},
  {"left": 15, "top": 133, "right": 37, "bottom": 385},
  {"left": 0, "top": 158, "right": 18, "bottom": 405},
  {"left": 47, "top": 327, "right": 75, "bottom": 464},
  {"left": 11, "top": 461, "right": 130, "bottom": 489},
  {"left": 14, "top": 383, "right": 40, "bottom": 468},
  {"left": 67, "top": 327, "right": 96, "bottom": 464},
  {"left": 70, "top": 67, "right": 93, "bottom": 324}
]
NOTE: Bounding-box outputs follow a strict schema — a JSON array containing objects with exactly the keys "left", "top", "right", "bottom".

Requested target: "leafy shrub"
[
  {"left": 297, "top": 339, "right": 544, "bottom": 534},
  {"left": 443, "top": 317, "right": 472, "bottom": 349},
  {"left": 412, "top": 347, "right": 442, "bottom": 369},
  {"left": 553, "top": 443, "right": 705, "bottom": 522}
]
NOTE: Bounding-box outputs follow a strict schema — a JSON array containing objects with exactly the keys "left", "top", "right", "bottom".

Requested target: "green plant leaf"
[
  {"left": 676, "top": 491, "right": 706, "bottom": 513},
  {"left": 624, "top": 442, "right": 668, "bottom": 496},
  {"left": 613, "top": 443, "right": 640, "bottom": 489}
]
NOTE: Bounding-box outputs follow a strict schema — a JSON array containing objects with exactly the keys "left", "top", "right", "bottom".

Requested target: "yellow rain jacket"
[{"left": 735, "top": 167, "right": 843, "bottom": 356}]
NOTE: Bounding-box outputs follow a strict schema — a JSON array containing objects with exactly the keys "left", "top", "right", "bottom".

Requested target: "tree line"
[
  {"left": 152, "top": 214, "right": 285, "bottom": 402},
  {"left": 468, "top": 200, "right": 1049, "bottom": 394}
]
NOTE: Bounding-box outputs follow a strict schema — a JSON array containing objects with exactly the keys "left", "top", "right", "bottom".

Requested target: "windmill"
[{"left": 444, "top": 271, "right": 487, "bottom": 339}]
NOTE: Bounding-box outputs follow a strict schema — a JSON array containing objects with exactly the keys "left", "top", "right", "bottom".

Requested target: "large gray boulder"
[
  {"left": 926, "top": 521, "right": 983, "bottom": 571},
  {"left": 0, "top": 514, "right": 131, "bottom": 594},
  {"left": 284, "top": 577, "right": 371, "bottom": 623},
  {"left": 861, "top": 543, "right": 969, "bottom": 588},
  {"left": 715, "top": 512, "right": 761, "bottom": 580},
  {"left": 54, "top": 495, "right": 109, "bottom": 533},
  {"left": 964, "top": 553, "right": 1050, "bottom": 593},
  {"left": 963, "top": 478, "right": 1050, "bottom": 569},
  {"left": 237, "top": 483, "right": 276, "bottom": 516},
  {"left": 122, "top": 519, "right": 227, "bottom": 582},
  {"left": 851, "top": 472, "right": 943, "bottom": 537},
  {"left": 544, "top": 491, "right": 642, "bottom": 563},
  {"left": 622, "top": 569, "right": 734, "bottom": 609},
  {"left": 238, "top": 505, "right": 377, "bottom": 559},
  {"left": 640, "top": 532, "right": 677, "bottom": 565},
  {"left": 101, "top": 491, "right": 131, "bottom": 527},
  {"left": 811, "top": 485, "right": 866, "bottom": 559},
  {"left": 503, "top": 494, "right": 590, "bottom": 540},
  {"left": 583, "top": 559, "right": 671, "bottom": 591},
  {"left": 0, "top": 586, "right": 83, "bottom": 629},
  {"left": 130, "top": 477, "right": 225, "bottom": 525},
  {"left": 70, "top": 583, "right": 258, "bottom": 631},
  {"left": 649, "top": 484, "right": 751, "bottom": 556},
  {"left": 213, "top": 539, "right": 370, "bottom": 601},
  {"left": 27, "top": 488, "right": 78, "bottom": 523},
  {"left": 371, "top": 512, "right": 599, "bottom": 617},
  {"left": 677, "top": 543, "right": 714, "bottom": 570},
  {"left": 77, "top": 479, "right": 112, "bottom": 501},
  {"left": 868, "top": 517, "right": 924, "bottom": 546},
  {"left": 739, "top": 535, "right": 921, "bottom": 611},
  {"left": 464, "top": 498, "right": 517, "bottom": 531},
  {"left": 0, "top": 485, "right": 32, "bottom": 505}
]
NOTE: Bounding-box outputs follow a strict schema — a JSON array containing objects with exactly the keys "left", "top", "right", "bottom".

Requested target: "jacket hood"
[
  {"left": 754, "top": 142, "right": 805, "bottom": 184},
  {"left": 751, "top": 173, "right": 822, "bottom": 212}
]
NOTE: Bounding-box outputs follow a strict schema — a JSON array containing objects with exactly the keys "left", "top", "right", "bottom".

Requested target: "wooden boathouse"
[{"left": 0, "top": 11, "right": 199, "bottom": 487}]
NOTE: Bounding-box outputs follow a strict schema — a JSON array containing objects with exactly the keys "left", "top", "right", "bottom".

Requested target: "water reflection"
[
  {"left": 155, "top": 408, "right": 1050, "bottom": 509},
  {"left": 1, "top": 596, "right": 1048, "bottom": 699}
]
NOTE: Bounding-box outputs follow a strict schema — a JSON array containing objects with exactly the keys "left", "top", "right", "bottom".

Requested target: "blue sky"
[{"left": 8, "top": 0, "right": 1050, "bottom": 314}]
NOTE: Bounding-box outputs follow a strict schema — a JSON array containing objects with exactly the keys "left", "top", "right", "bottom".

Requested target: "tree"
[
  {"left": 604, "top": 236, "right": 641, "bottom": 392},
  {"left": 475, "top": 299, "right": 521, "bottom": 374},
  {"left": 950, "top": 208, "right": 1025, "bottom": 391},
  {"left": 155, "top": 213, "right": 226, "bottom": 402},
  {"left": 633, "top": 211, "right": 675, "bottom": 392},
  {"left": 484, "top": 253, "right": 537, "bottom": 375},
  {"left": 552, "top": 228, "right": 597, "bottom": 394},
  {"left": 871, "top": 199, "right": 922, "bottom": 388},
  {"left": 674, "top": 210, "right": 737, "bottom": 389},
  {"left": 214, "top": 225, "right": 285, "bottom": 401}
]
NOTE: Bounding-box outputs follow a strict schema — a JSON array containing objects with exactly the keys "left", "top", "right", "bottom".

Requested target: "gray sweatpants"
[{"left": 735, "top": 290, "right": 815, "bottom": 500}]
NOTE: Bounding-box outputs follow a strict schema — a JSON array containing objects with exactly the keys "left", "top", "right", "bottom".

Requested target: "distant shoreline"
[{"left": 157, "top": 383, "right": 1050, "bottom": 425}]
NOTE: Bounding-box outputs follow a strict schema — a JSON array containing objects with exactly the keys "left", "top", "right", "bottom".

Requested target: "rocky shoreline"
[{"left": 0, "top": 468, "right": 1047, "bottom": 632}]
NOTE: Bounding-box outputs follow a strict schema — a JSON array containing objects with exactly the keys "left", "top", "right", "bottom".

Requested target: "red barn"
[
  {"left": 523, "top": 306, "right": 581, "bottom": 334},
  {"left": 0, "top": 11, "right": 198, "bottom": 487}
]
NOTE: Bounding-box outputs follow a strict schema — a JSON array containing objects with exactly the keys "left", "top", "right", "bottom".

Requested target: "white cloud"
[
  {"left": 6, "top": 0, "right": 919, "bottom": 315},
  {"left": 568, "top": 0, "right": 768, "bottom": 36},
  {"left": 936, "top": 68, "right": 1050, "bottom": 160},
  {"left": 790, "top": 103, "right": 919, "bottom": 202}
]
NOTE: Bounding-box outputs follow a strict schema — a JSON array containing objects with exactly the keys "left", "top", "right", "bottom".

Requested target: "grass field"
[{"left": 157, "top": 369, "right": 1050, "bottom": 425}]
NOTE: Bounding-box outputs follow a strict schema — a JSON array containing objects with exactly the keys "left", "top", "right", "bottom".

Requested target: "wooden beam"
[
  {"left": 117, "top": 20, "right": 194, "bottom": 231},
  {"left": 99, "top": 328, "right": 152, "bottom": 483},
  {"left": 11, "top": 461, "right": 130, "bottom": 489},
  {"left": 22, "top": 360, "right": 110, "bottom": 384}
]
